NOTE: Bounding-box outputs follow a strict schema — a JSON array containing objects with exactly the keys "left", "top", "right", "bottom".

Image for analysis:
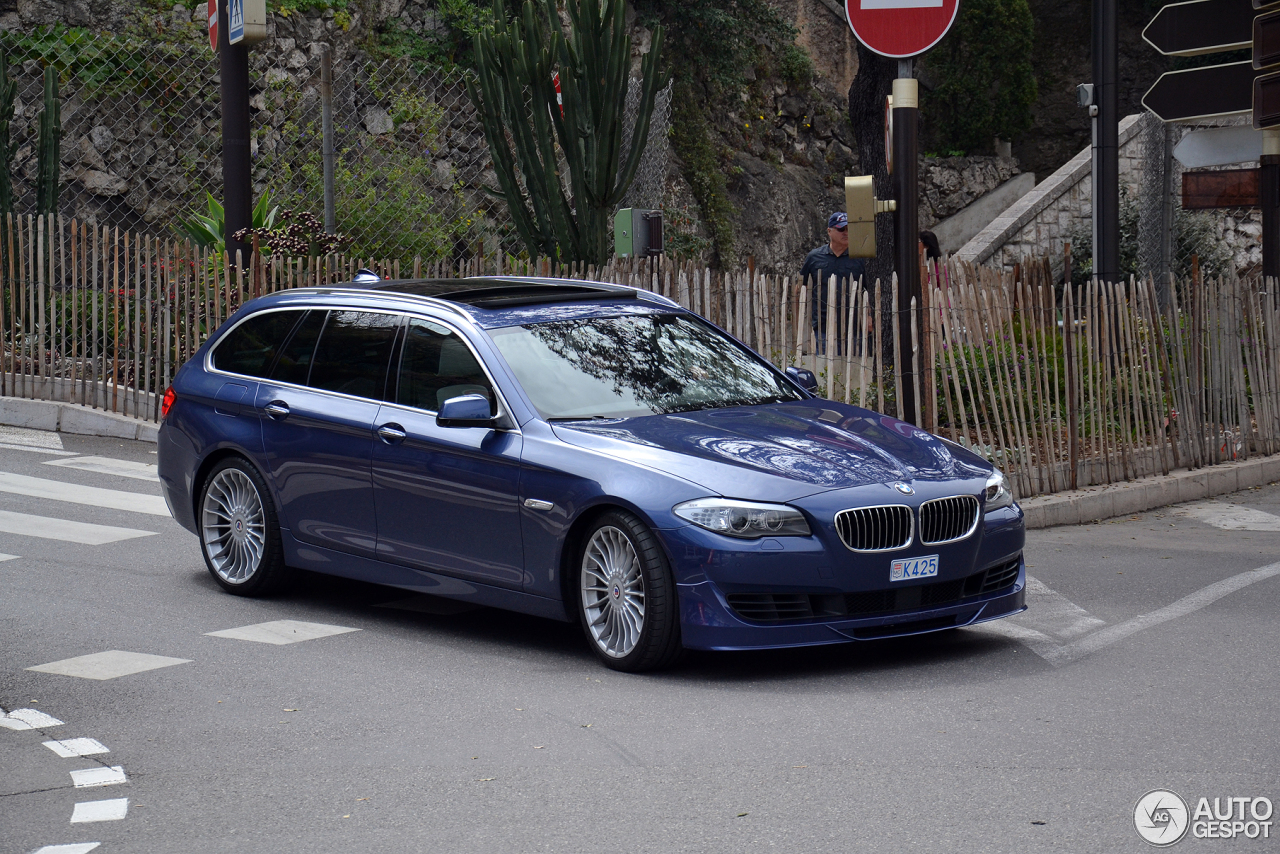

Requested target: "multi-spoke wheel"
[
  {"left": 199, "top": 458, "right": 290, "bottom": 596},
  {"left": 577, "top": 511, "right": 683, "bottom": 672}
]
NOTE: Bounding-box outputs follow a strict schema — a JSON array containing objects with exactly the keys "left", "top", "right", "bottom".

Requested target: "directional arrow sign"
[
  {"left": 1143, "top": 0, "right": 1255, "bottom": 56},
  {"left": 1255, "top": 8, "right": 1280, "bottom": 69},
  {"left": 1174, "top": 124, "right": 1264, "bottom": 167},
  {"left": 1143, "top": 60, "right": 1255, "bottom": 121}
]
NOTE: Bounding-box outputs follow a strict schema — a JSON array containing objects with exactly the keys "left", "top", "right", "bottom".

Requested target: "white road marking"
[
  {"left": 30, "top": 845, "right": 101, "bottom": 854},
  {"left": 973, "top": 560, "right": 1280, "bottom": 666},
  {"left": 44, "top": 456, "right": 159, "bottom": 481},
  {"left": 0, "top": 425, "right": 64, "bottom": 449},
  {"left": 0, "top": 510, "right": 155, "bottom": 545},
  {"left": 0, "top": 472, "right": 169, "bottom": 516},
  {"left": 43, "top": 738, "right": 109, "bottom": 758},
  {"left": 0, "top": 441, "right": 77, "bottom": 456},
  {"left": 0, "top": 708, "right": 64, "bottom": 729},
  {"left": 0, "top": 553, "right": 18, "bottom": 560},
  {"left": 205, "top": 619, "right": 361, "bottom": 645},
  {"left": 1177, "top": 501, "right": 1280, "bottom": 531},
  {"left": 27, "top": 650, "right": 192, "bottom": 680},
  {"left": 70, "top": 798, "right": 128, "bottom": 823},
  {"left": 70, "top": 766, "right": 127, "bottom": 788},
  {"left": 1018, "top": 576, "right": 1108, "bottom": 639}
]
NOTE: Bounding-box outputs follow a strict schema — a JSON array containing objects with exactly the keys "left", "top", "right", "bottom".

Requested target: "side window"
[
  {"left": 211, "top": 310, "right": 304, "bottom": 378},
  {"left": 269, "top": 310, "right": 326, "bottom": 386},
  {"left": 396, "top": 319, "right": 494, "bottom": 413},
  {"left": 307, "top": 311, "right": 400, "bottom": 400}
]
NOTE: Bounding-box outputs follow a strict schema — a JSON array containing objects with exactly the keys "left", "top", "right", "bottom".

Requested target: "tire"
[
  {"left": 198, "top": 457, "right": 292, "bottom": 596},
  {"left": 576, "top": 510, "right": 683, "bottom": 672}
]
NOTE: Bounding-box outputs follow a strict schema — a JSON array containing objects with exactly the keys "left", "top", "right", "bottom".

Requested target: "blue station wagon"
[{"left": 157, "top": 277, "right": 1026, "bottom": 671}]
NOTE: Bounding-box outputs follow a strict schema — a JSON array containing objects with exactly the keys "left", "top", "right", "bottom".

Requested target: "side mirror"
[
  {"left": 436, "top": 394, "right": 495, "bottom": 428},
  {"left": 786, "top": 366, "right": 820, "bottom": 394}
]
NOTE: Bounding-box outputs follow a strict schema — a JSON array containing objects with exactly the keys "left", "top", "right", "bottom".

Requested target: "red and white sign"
[
  {"left": 208, "top": 0, "right": 219, "bottom": 53},
  {"left": 845, "top": 0, "right": 961, "bottom": 59}
]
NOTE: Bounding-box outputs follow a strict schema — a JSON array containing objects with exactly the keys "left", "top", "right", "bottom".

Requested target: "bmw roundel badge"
[{"left": 893, "top": 482, "right": 914, "bottom": 495}]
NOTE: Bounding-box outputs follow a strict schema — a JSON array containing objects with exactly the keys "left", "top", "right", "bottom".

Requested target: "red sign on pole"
[
  {"left": 845, "top": 0, "right": 961, "bottom": 59},
  {"left": 208, "top": 0, "right": 219, "bottom": 53}
]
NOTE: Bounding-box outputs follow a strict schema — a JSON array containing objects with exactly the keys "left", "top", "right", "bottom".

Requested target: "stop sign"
[
  {"left": 208, "top": 0, "right": 218, "bottom": 53},
  {"left": 845, "top": 0, "right": 961, "bottom": 59}
]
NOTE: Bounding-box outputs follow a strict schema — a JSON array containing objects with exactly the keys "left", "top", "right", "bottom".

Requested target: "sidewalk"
[{"left": 2, "top": 395, "right": 1277, "bottom": 529}]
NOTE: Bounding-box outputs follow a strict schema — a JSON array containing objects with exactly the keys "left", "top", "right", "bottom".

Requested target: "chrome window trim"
[
  {"left": 918, "top": 495, "right": 982, "bottom": 545},
  {"left": 834, "top": 503, "right": 914, "bottom": 553}
]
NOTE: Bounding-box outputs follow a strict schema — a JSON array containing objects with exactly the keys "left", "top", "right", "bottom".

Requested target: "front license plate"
[{"left": 890, "top": 554, "right": 938, "bottom": 582}]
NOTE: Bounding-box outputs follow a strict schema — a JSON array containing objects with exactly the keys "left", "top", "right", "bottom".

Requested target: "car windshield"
[{"left": 488, "top": 313, "right": 804, "bottom": 420}]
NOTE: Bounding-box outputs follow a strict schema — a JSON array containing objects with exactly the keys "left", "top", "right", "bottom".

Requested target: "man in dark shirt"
[{"left": 800, "top": 212, "right": 866, "bottom": 353}]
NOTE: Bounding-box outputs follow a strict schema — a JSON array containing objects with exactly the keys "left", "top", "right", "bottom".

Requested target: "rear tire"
[
  {"left": 198, "top": 458, "right": 292, "bottom": 596},
  {"left": 577, "top": 510, "right": 683, "bottom": 672}
]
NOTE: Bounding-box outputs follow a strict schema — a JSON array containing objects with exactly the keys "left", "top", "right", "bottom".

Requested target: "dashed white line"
[
  {"left": 27, "top": 650, "right": 192, "bottom": 681},
  {"left": 44, "top": 456, "right": 159, "bottom": 481},
  {"left": 0, "top": 441, "right": 77, "bottom": 456},
  {"left": 0, "top": 708, "right": 64, "bottom": 729},
  {"left": 0, "top": 425, "right": 65, "bottom": 449},
  {"left": 0, "top": 471, "right": 170, "bottom": 516},
  {"left": 30, "top": 844, "right": 101, "bottom": 854},
  {"left": 70, "top": 766, "right": 127, "bottom": 788},
  {"left": 70, "top": 798, "right": 128, "bottom": 823},
  {"left": 0, "top": 552, "right": 18, "bottom": 561},
  {"left": 43, "top": 738, "right": 110, "bottom": 758},
  {"left": 205, "top": 619, "right": 361, "bottom": 645},
  {"left": 0, "top": 510, "right": 156, "bottom": 545}
]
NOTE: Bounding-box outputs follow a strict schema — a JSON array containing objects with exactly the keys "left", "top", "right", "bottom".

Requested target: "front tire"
[
  {"left": 577, "top": 511, "right": 683, "bottom": 672},
  {"left": 199, "top": 458, "right": 291, "bottom": 596}
]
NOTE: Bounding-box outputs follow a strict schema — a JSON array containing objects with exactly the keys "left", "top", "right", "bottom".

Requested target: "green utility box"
[{"left": 614, "top": 208, "right": 663, "bottom": 258}]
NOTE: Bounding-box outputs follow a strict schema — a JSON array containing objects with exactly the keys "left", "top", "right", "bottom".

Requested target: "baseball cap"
[{"left": 828, "top": 211, "right": 848, "bottom": 229}]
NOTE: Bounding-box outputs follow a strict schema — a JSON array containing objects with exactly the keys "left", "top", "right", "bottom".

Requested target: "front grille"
[
  {"left": 725, "top": 553, "right": 1024, "bottom": 624},
  {"left": 835, "top": 505, "right": 913, "bottom": 551},
  {"left": 919, "top": 495, "right": 980, "bottom": 544}
]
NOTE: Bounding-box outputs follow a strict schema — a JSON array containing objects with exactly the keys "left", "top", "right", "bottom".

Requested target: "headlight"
[
  {"left": 673, "top": 498, "right": 811, "bottom": 539},
  {"left": 984, "top": 470, "right": 1014, "bottom": 511}
]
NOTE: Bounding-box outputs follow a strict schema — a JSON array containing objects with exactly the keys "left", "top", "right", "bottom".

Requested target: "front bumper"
[{"left": 676, "top": 556, "right": 1026, "bottom": 651}]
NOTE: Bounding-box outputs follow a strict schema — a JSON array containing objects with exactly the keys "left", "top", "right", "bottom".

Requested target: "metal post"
[
  {"left": 1093, "top": 0, "right": 1119, "bottom": 283},
  {"left": 321, "top": 44, "right": 336, "bottom": 235},
  {"left": 892, "top": 60, "right": 920, "bottom": 426},
  {"left": 1160, "top": 123, "right": 1176, "bottom": 304},
  {"left": 1263, "top": 129, "right": 1280, "bottom": 279},
  {"left": 219, "top": 0, "right": 252, "bottom": 263}
]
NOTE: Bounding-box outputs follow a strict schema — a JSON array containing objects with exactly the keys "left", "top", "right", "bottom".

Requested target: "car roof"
[{"left": 263, "top": 276, "right": 682, "bottom": 329}]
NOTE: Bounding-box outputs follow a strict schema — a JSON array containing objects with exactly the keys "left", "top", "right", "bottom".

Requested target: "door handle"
[
  {"left": 377, "top": 423, "right": 407, "bottom": 443},
  {"left": 264, "top": 401, "right": 290, "bottom": 419}
]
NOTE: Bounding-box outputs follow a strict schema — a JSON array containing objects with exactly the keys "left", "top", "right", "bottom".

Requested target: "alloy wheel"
[{"left": 580, "top": 525, "right": 647, "bottom": 658}]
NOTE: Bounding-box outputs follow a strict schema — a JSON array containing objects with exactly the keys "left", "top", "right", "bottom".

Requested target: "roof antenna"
[{"left": 352, "top": 268, "right": 381, "bottom": 284}]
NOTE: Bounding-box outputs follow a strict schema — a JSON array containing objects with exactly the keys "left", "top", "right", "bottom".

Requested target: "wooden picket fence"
[{"left": 2, "top": 214, "right": 1278, "bottom": 500}]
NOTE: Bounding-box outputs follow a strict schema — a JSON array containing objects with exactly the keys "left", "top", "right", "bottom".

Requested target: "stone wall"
[{"left": 956, "top": 114, "right": 1146, "bottom": 271}]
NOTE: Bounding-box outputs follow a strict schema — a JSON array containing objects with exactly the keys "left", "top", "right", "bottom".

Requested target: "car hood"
[{"left": 551, "top": 400, "right": 991, "bottom": 501}]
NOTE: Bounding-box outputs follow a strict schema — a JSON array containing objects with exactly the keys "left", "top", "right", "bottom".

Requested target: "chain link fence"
[
  {"left": 0, "top": 24, "right": 671, "bottom": 264},
  {"left": 1138, "top": 111, "right": 1260, "bottom": 291}
]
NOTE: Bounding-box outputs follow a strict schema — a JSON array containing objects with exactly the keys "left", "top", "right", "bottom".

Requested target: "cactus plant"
[
  {"left": 0, "top": 53, "right": 16, "bottom": 216},
  {"left": 467, "top": 0, "right": 667, "bottom": 265},
  {"left": 36, "top": 65, "right": 61, "bottom": 217}
]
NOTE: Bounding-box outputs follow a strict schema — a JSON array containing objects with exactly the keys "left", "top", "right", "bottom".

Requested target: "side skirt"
[{"left": 280, "top": 530, "right": 572, "bottom": 623}]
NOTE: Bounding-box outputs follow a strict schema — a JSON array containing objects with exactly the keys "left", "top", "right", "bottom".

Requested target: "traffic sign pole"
[
  {"left": 1095, "top": 0, "right": 1120, "bottom": 284},
  {"left": 892, "top": 68, "right": 920, "bottom": 427},
  {"left": 1263, "top": 129, "right": 1280, "bottom": 279},
  {"left": 219, "top": 0, "right": 252, "bottom": 263}
]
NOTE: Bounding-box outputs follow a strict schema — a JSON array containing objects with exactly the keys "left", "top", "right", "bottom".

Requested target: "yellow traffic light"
[{"left": 844, "top": 175, "right": 897, "bottom": 259}]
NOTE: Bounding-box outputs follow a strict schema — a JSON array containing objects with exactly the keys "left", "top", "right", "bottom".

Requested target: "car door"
[
  {"left": 371, "top": 316, "right": 525, "bottom": 589},
  {"left": 256, "top": 309, "right": 400, "bottom": 557}
]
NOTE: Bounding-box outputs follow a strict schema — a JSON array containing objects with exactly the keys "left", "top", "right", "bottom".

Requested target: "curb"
[
  {"left": 0, "top": 396, "right": 159, "bottom": 443},
  {"left": 1021, "top": 456, "right": 1280, "bottom": 528}
]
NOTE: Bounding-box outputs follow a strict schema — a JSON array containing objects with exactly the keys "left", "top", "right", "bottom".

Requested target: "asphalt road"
[{"left": 1, "top": 427, "right": 1277, "bottom": 853}]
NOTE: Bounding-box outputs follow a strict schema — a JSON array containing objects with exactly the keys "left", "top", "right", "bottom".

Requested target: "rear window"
[{"left": 211, "top": 310, "right": 304, "bottom": 378}]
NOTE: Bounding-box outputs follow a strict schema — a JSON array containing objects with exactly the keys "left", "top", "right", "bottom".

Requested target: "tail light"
[{"left": 161, "top": 386, "right": 176, "bottom": 419}]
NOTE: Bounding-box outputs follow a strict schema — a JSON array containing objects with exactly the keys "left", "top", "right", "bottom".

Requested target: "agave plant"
[{"left": 177, "top": 192, "right": 278, "bottom": 252}]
